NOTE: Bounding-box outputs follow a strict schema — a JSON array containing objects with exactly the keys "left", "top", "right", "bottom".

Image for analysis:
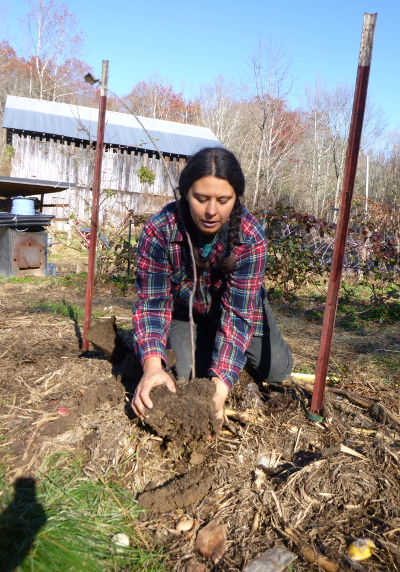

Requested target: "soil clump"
[
  {"left": 145, "top": 378, "right": 219, "bottom": 443},
  {"left": 138, "top": 468, "right": 212, "bottom": 511},
  {"left": 41, "top": 377, "right": 124, "bottom": 437},
  {"left": 86, "top": 316, "right": 131, "bottom": 363}
]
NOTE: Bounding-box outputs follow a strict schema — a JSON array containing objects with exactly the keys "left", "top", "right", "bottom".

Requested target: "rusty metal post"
[
  {"left": 310, "top": 14, "right": 377, "bottom": 415},
  {"left": 82, "top": 60, "right": 109, "bottom": 350}
]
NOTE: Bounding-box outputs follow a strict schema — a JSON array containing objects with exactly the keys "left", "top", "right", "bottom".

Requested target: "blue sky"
[{"left": 3, "top": 0, "right": 399, "bottom": 131}]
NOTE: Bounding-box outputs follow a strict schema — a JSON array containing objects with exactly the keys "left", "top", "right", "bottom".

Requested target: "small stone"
[
  {"left": 176, "top": 517, "right": 195, "bottom": 532},
  {"left": 111, "top": 533, "right": 130, "bottom": 552},
  {"left": 244, "top": 545, "right": 297, "bottom": 571},
  {"left": 287, "top": 424, "right": 299, "bottom": 434},
  {"left": 256, "top": 450, "right": 282, "bottom": 474},
  {"left": 257, "top": 455, "right": 271, "bottom": 470}
]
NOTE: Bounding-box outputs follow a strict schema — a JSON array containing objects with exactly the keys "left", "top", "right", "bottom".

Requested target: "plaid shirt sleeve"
[
  {"left": 133, "top": 219, "right": 172, "bottom": 366},
  {"left": 210, "top": 234, "right": 268, "bottom": 389}
]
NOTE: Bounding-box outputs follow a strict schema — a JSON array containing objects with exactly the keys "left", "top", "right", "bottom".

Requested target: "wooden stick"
[
  {"left": 106, "top": 88, "right": 198, "bottom": 378},
  {"left": 288, "top": 376, "right": 400, "bottom": 439},
  {"left": 369, "top": 402, "right": 400, "bottom": 428},
  {"left": 287, "top": 377, "right": 374, "bottom": 409},
  {"left": 327, "top": 387, "right": 374, "bottom": 409},
  {"left": 284, "top": 529, "right": 344, "bottom": 572}
]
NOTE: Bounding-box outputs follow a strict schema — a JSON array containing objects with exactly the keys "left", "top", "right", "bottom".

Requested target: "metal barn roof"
[{"left": 3, "top": 95, "right": 222, "bottom": 157}]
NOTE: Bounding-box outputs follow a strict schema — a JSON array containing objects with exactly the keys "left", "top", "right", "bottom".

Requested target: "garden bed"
[{"left": 1, "top": 274, "right": 400, "bottom": 571}]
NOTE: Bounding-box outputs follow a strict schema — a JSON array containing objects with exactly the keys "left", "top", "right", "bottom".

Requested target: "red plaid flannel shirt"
[{"left": 133, "top": 202, "right": 268, "bottom": 388}]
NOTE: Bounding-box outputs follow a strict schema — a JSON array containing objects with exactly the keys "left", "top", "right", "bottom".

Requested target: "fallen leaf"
[{"left": 195, "top": 519, "right": 227, "bottom": 564}]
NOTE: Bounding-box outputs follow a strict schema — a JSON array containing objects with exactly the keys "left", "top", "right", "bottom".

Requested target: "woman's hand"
[
  {"left": 211, "top": 376, "right": 229, "bottom": 420},
  {"left": 132, "top": 356, "right": 176, "bottom": 418}
]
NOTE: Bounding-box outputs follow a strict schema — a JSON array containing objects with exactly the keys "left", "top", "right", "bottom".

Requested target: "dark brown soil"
[
  {"left": 40, "top": 411, "right": 79, "bottom": 436},
  {"left": 86, "top": 316, "right": 131, "bottom": 363},
  {"left": 78, "top": 377, "right": 124, "bottom": 414},
  {"left": 40, "top": 377, "right": 125, "bottom": 437},
  {"left": 86, "top": 316, "right": 118, "bottom": 358},
  {"left": 137, "top": 468, "right": 212, "bottom": 511},
  {"left": 145, "top": 378, "right": 220, "bottom": 443}
]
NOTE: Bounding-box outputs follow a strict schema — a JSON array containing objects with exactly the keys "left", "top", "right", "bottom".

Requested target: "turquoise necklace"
[{"left": 197, "top": 232, "right": 219, "bottom": 258}]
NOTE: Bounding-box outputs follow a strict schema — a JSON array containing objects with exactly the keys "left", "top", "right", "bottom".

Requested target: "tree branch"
[{"left": 106, "top": 86, "right": 197, "bottom": 378}]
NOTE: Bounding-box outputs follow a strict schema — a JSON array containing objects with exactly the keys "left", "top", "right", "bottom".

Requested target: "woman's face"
[{"left": 186, "top": 176, "right": 236, "bottom": 239}]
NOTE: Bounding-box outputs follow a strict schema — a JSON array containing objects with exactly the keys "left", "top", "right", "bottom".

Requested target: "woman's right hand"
[{"left": 132, "top": 356, "right": 176, "bottom": 418}]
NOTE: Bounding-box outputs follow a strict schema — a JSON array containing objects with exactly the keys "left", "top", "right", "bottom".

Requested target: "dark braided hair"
[{"left": 178, "top": 147, "right": 245, "bottom": 272}]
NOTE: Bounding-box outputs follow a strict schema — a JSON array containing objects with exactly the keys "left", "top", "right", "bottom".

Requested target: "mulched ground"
[{"left": 1, "top": 278, "right": 400, "bottom": 571}]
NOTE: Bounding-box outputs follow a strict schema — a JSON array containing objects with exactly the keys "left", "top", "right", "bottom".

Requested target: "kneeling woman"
[{"left": 132, "top": 147, "right": 293, "bottom": 419}]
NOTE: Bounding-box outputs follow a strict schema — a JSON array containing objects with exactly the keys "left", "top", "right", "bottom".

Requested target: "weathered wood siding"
[{"left": 10, "top": 134, "right": 186, "bottom": 225}]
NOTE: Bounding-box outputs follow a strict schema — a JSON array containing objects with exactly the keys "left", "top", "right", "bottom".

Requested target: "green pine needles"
[{"left": 0, "top": 453, "right": 167, "bottom": 571}]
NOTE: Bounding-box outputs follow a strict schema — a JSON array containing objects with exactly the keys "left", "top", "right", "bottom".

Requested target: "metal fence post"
[{"left": 311, "top": 14, "right": 377, "bottom": 415}]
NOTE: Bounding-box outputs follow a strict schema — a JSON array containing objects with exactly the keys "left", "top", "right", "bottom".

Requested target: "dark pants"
[{"left": 168, "top": 298, "right": 293, "bottom": 384}]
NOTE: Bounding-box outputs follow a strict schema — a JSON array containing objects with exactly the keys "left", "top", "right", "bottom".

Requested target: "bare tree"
[
  {"left": 241, "top": 38, "right": 300, "bottom": 209},
  {"left": 371, "top": 129, "right": 400, "bottom": 208},
  {"left": 199, "top": 75, "right": 243, "bottom": 148},
  {"left": 21, "top": 0, "right": 84, "bottom": 101},
  {"left": 293, "top": 77, "right": 386, "bottom": 217}
]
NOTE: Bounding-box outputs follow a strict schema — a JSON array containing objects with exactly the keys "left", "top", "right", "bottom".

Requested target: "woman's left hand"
[{"left": 211, "top": 376, "right": 229, "bottom": 420}]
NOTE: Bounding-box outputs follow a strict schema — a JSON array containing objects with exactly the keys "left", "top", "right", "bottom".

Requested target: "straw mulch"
[{"left": 1, "top": 281, "right": 400, "bottom": 571}]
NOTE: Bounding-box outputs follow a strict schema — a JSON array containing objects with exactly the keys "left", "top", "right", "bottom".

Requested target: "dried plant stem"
[
  {"left": 282, "top": 528, "right": 343, "bottom": 572},
  {"left": 107, "top": 89, "right": 197, "bottom": 377}
]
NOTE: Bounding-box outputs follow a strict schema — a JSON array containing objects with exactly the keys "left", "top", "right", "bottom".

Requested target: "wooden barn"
[{"left": 2, "top": 95, "right": 222, "bottom": 227}]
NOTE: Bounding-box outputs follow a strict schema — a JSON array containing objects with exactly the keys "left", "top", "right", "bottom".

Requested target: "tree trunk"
[{"left": 252, "top": 124, "right": 265, "bottom": 209}]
